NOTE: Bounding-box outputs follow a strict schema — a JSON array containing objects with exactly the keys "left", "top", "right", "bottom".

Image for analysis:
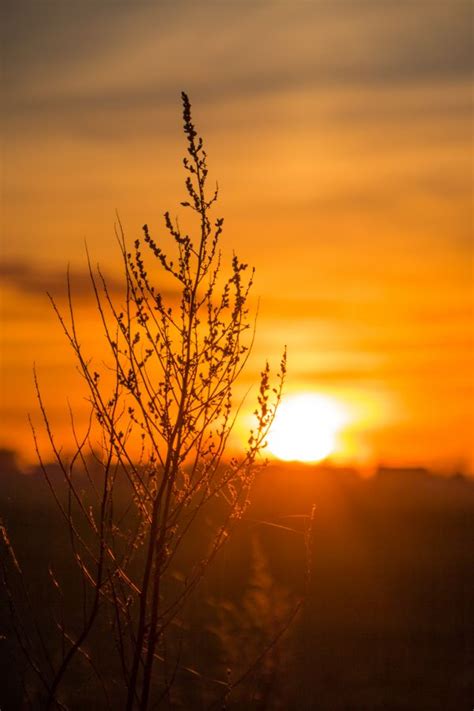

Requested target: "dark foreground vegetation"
[
  {"left": 1, "top": 449, "right": 473, "bottom": 710},
  {"left": 5, "top": 93, "right": 285, "bottom": 710}
]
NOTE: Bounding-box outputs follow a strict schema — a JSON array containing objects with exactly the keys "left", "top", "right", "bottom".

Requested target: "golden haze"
[{"left": 1, "top": 4, "right": 472, "bottom": 471}]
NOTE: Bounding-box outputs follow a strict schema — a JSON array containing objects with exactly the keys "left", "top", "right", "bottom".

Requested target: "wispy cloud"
[
  {"left": 0, "top": 258, "right": 178, "bottom": 302},
  {"left": 0, "top": 258, "right": 122, "bottom": 299},
  {"left": 3, "top": 2, "right": 471, "bottom": 131}
]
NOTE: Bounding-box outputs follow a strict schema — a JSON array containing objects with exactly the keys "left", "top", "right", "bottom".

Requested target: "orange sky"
[{"left": 1, "top": 2, "right": 473, "bottom": 470}]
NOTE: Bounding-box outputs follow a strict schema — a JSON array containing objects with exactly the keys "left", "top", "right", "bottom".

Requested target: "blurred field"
[{"left": 1, "top": 451, "right": 473, "bottom": 710}]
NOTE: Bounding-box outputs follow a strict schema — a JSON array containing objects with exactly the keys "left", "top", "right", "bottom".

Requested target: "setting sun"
[{"left": 267, "top": 393, "right": 348, "bottom": 463}]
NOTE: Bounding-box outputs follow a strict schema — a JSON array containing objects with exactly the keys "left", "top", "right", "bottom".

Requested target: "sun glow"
[{"left": 267, "top": 393, "right": 348, "bottom": 463}]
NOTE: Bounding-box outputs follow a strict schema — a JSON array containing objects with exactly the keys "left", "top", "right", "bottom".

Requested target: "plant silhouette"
[{"left": 3, "top": 92, "right": 286, "bottom": 710}]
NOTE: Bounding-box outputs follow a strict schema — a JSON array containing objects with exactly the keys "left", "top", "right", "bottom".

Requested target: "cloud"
[
  {"left": 0, "top": 258, "right": 179, "bottom": 302},
  {"left": 0, "top": 258, "right": 122, "bottom": 299},
  {"left": 3, "top": 1, "right": 471, "bottom": 134}
]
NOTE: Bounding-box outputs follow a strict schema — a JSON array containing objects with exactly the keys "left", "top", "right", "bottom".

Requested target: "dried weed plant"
[{"left": 2, "top": 93, "right": 287, "bottom": 709}]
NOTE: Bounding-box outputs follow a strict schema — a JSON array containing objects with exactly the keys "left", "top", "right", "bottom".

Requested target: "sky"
[{"left": 1, "top": 1, "right": 473, "bottom": 471}]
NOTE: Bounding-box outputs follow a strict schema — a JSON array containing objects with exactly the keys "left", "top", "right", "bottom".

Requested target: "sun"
[{"left": 267, "top": 393, "right": 347, "bottom": 463}]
